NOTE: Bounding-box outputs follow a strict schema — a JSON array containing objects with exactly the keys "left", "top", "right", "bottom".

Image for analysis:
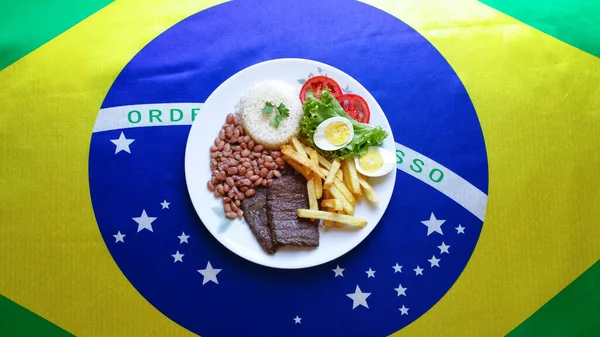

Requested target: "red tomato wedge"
[
  {"left": 299, "top": 76, "right": 343, "bottom": 103},
  {"left": 337, "top": 94, "right": 370, "bottom": 123}
]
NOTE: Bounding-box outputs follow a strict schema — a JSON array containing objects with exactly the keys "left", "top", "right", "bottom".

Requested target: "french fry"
[
  {"left": 321, "top": 199, "right": 343, "bottom": 211},
  {"left": 308, "top": 149, "right": 323, "bottom": 199},
  {"left": 297, "top": 209, "right": 367, "bottom": 227},
  {"left": 329, "top": 185, "right": 354, "bottom": 215},
  {"left": 342, "top": 159, "right": 361, "bottom": 195},
  {"left": 333, "top": 210, "right": 345, "bottom": 228},
  {"left": 324, "top": 160, "right": 341, "bottom": 189},
  {"left": 357, "top": 174, "right": 380, "bottom": 203},
  {"left": 281, "top": 147, "right": 324, "bottom": 178},
  {"left": 291, "top": 137, "right": 308, "bottom": 158},
  {"left": 315, "top": 152, "right": 344, "bottom": 181},
  {"left": 333, "top": 178, "right": 356, "bottom": 206},
  {"left": 307, "top": 179, "right": 318, "bottom": 221},
  {"left": 282, "top": 155, "right": 312, "bottom": 180}
]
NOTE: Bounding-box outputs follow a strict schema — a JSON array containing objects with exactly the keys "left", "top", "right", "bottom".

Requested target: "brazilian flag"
[{"left": 1, "top": 0, "right": 599, "bottom": 336}]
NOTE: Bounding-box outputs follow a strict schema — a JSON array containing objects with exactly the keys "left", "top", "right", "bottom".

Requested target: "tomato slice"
[
  {"left": 337, "top": 94, "right": 370, "bottom": 123},
  {"left": 299, "top": 76, "right": 343, "bottom": 103}
]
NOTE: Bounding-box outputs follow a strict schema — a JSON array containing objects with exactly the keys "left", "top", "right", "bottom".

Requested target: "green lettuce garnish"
[{"left": 299, "top": 89, "right": 388, "bottom": 160}]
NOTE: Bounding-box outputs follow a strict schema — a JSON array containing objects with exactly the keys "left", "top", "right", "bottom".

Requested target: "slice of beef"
[
  {"left": 241, "top": 187, "right": 278, "bottom": 254},
  {"left": 267, "top": 175, "right": 319, "bottom": 247}
]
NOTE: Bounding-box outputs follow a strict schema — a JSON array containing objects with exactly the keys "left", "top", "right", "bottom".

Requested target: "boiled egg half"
[
  {"left": 313, "top": 117, "right": 354, "bottom": 151},
  {"left": 354, "top": 146, "right": 395, "bottom": 177}
]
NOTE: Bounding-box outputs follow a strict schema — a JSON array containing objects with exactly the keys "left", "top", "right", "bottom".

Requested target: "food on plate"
[
  {"left": 297, "top": 209, "right": 367, "bottom": 228},
  {"left": 312, "top": 116, "right": 354, "bottom": 151},
  {"left": 341, "top": 158, "right": 361, "bottom": 195},
  {"left": 267, "top": 174, "right": 319, "bottom": 247},
  {"left": 323, "top": 159, "right": 340, "bottom": 189},
  {"left": 354, "top": 146, "right": 395, "bottom": 177},
  {"left": 237, "top": 80, "right": 303, "bottom": 148},
  {"left": 240, "top": 187, "right": 276, "bottom": 254},
  {"left": 300, "top": 89, "right": 387, "bottom": 160},
  {"left": 337, "top": 93, "right": 370, "bottom": 123},
  {"left": 299, "top": 76, "right": 343, "bottom": 103},
  {"left": 208, "top": 113, "right": 286, "bottom": 219},
  {"left": 207, "top": 75, "right": 390, "bottom": 254}
]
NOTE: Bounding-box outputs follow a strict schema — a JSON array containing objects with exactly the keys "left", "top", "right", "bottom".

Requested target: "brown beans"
[{"left": 208, "top": 114, "right": 292, "bottom": 219}]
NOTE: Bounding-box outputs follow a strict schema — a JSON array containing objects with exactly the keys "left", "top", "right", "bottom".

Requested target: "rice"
[{"left": 236, "top": 80, "right": 303, "bottom": 149}]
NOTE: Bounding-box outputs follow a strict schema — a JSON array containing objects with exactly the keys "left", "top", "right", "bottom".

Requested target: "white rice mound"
[{"left": 236, "top": 80, "right": 303, "bottom": 149}]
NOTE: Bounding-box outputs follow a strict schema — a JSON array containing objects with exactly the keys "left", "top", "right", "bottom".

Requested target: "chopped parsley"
[{"left": 262, "top": 101, "right": 290, "bottom": 128}]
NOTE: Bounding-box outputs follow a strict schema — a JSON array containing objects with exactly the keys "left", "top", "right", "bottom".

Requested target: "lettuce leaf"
[{"left": 299, "top": 89, "right": 388, "bottom": 160}]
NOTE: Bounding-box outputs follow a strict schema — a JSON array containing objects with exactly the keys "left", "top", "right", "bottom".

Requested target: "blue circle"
[{"left": 90, "top": 0, "right": 488, "bottom": 336}]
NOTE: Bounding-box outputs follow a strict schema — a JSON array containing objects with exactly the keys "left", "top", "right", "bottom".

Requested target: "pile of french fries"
[{"left": 281, "top": 137, "right": 380, "bottom": 228}]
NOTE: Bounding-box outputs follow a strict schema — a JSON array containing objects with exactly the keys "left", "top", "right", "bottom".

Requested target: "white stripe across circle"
[{"left": 94, "top": 103, "right": 488, "bottom": 221}]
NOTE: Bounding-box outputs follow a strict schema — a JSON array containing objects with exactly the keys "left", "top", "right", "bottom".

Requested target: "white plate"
[{"left": 184, "top": 58, "right": 396, "bottom": 269}]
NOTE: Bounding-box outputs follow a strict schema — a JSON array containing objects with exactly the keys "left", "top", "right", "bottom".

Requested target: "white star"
[
  {"left": 160, "top": 200, "right": 170, "bottom": 209},
  {"left": 365, "top": 268, "right": 376, "bottom": 278},
  {"left": 399, "top": 305, "right": 409, "bottom": 315},
  {"left": 177, "top": 232, "right": 190, "bottom": 244},
  {"left": 132, "top": 209, "right": 157, "bottom": 232},
  {"left": 456, "top": 224, "right": 466, "bottom": 234},
  {"left": 293, "top": 316, "right": 302, "bottom": 324},
  {"left": 172, "top": 250, "right": 184, "bottom": 263},
  {"left": 438, "top": 242, "right": 451, "bottom": 254},
  {"left": 332, "top": 265, "right": 344, "bottom": 277},
  {"left": 110, "top": 132, "right": 134, "bottom": 154},
  {"left": 113, "top": 231, "right": 125, "bottom": 243},
  {"left": 428, "top": 255, "right": 441, "bottom": 267},
  {"left": 394, "top": 284, "right": 407, "bottom": 296},
  {"left": 393, "top": 263, "right": 403, "bottom": 273},
  {"left": 414, "top": 265, "right": 424, "bottom": 276},
  {"left": 421, "top": 213, "right": 445, "bottom": 235},
  {"left": 197, "top": 261, "right": 221, "bottom": 285},
  {"left": 346, "top": 285, "right": 371, "bottom": 309}
]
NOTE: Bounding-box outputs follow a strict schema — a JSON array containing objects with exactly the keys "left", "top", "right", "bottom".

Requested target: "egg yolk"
[
  {"left": 359, "top": 149, "right": 383, "bottom": 173},
  {"left": 325, "top": 122, "right": 350, "bottom": 146}
]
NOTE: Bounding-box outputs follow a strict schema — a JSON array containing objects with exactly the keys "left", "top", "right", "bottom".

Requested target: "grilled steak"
[
  {"left": 267, "top": 174, "right": 319, "bottom": 247},
  {"left": 241, "top": 187, "right": 278, "bottom": 254}
]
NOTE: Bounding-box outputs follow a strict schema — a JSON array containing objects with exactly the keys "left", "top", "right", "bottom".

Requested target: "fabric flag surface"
[{"left": 0, "top": 0, "right": 599, "bottom": 336}]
